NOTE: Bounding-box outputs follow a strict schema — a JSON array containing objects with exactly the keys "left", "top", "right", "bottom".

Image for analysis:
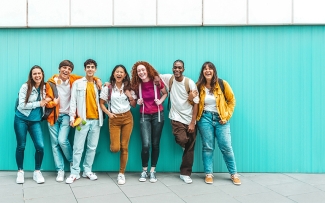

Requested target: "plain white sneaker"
[
  {"left": 56, "top": 170, "right": 65, "bottom": 182},
  {"left": 33, "top": 171, "right": 45, "bottom": 184},
  {"left": 82, "top": 172, "right": 97, "bottom": 180},
  {"left": 16, "top": 171, "right": 24, "bottom": 184},
  {"left": 65, "top": 174, "right": 80, "bottom": 184},
  {"left": 180, "top": 175, "right": 192, "bottom": 184},
  {"left": 117, "top": 173, "right": 126, "bottom": 185}
]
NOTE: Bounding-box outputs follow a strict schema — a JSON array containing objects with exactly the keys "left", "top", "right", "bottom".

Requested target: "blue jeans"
[
  {"left": 197, "top": 111, "right": 237, "bottom": 175},
  {"left": 48, "top": 114, "right": 73, "bottom": 171},
  {"left": 71, "top": 119, "right": 101, "bottom": 175},
  {"left": 140, "top": 111, "right": 164, "bottom": 168},
  {"left": 14, "top": 115, "right": 44, "bottom": 170}
]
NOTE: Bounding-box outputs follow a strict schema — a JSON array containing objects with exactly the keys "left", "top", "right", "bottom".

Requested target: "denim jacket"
[
  {"left": 69, "top": 77, "right": 103, "bottom": 126},
  {"left": 17, "top": 83, "right": 46, "bottom": 117}
]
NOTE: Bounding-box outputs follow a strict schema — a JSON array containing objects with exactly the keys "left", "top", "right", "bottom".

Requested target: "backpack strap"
[{"left": 218, "top": 78, "right": 225, "bottom": 96}]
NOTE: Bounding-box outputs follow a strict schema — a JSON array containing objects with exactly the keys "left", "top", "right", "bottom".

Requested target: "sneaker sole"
[
  {"left": 139, "top": 178, "right": 146, "bottom": 182},
  {"left": 16, "top": 180, "right": 24, "bottom": 184},
  {"left": 180, "top": 175, "right": 192, "bottom": 184}
]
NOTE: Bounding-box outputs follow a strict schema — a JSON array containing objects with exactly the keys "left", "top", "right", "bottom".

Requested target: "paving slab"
[
  {"left": 130, "top": 192, "right": 184, "bottom": 203},
  {"left": 288, "top": 191, "right": 325, "bottom": 203},
  {"left": 234, "top": 191, "right": 296, "bottom": 203},
  {"left": 267, "top": 181, "right": 321, "bottom": 196},
  {"left": 24, "top": 193, "right": 77, "bottom": 203}
]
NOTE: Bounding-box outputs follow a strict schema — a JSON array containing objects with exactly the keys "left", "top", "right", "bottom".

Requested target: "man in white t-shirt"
[{"left": 160, "top": 59, "right": 199, "bottom": 184}]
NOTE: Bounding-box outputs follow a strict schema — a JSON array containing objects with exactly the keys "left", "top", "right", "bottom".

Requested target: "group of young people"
[{"left": 14, "top": 58, "right": 241, "bottom": 186}]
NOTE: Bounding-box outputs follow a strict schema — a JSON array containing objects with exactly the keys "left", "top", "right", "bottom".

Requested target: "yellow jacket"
[{"left": 196, "top": 80, "right": 236, "bottom": 122}]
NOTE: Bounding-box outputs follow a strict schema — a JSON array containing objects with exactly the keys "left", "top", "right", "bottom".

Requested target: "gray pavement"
[{"left": 1, "top": 171, "right": 325, "bottom": 203}]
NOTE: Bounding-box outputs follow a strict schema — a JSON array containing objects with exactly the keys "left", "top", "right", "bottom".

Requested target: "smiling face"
[
  {"left": 59, "top": 66, "right": 72, "bottom": 81},
  {"left": 114, "top": 67, "right": 126, "bottom": 83},
  {"left": 32, "top": 68, "right": 43, "bottom": 86},
  {"left": 203, "top": 64, "right": 214, "bottom": 81},
  {"left": 84, "top": 63, "right": 96, "bottom": 78},
  {"left": 172, "top": 61, "right": 184, "bottom": 80},
  {"left": 137, "top": 64, "right": 149, "bottom": 82}
]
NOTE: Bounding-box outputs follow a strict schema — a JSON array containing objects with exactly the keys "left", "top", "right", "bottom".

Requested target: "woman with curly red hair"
[{"left": 130, "top": 61, "right": 168, "bottom": 183}]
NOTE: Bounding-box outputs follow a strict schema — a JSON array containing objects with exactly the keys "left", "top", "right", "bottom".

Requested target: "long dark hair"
[
  {"left": 109, "top": 65, "right": 131, "bottom": 92},
  {"left": 25, "top": 65, "right": 45, "bottom": 104},
  {"left": 196, "top": 62, "right": 218, "bottom": 94}
]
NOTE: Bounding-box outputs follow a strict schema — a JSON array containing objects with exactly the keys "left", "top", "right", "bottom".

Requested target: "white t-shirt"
[
  {"left": 56, "top": 79, "right": 71, "bottom": 115},
  {"left": 100, "top": 84, "right": 135, "bottom": 114},
  {"left": 203, "top": 87, "right": 218, "bottom": 112},
  {"left": 160, "top": 74, "right": 199, "bottom": 125}
]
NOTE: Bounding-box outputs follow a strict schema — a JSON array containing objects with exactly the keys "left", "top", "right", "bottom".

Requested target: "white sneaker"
[
  {"left": 82, "top": 171, "right": 97, "bottom": 180},
  {"left": 65, "top": 174, "right": 80, "bottom": 184},
  {"left": 33, "top": 171, "right": 45, "bottom": 184},
  {"left": 16, "top": 171, "right": 24, "bottom": 184},
  {"left": 180, "top": 175, "right": 192, "bottom": 184},
  {"left": 117, "top": 173, "right": 125, "bottom": 185},
  {"left": 56, "top": 170, "right": 65, "bottom": 182}
]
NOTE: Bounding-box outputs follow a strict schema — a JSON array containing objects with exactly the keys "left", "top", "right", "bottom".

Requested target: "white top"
[
  {"left": 160, "top": 74, "right": 199, "bottom": 125},
  {"left": 203, "top": 87, "right": 218, "bottom": 112},
  {"left": 100, "top": 84, "right": 136, "bottom": 114},
  {"left": 56, "top": 79, "right": 71, "bottom": 115}
]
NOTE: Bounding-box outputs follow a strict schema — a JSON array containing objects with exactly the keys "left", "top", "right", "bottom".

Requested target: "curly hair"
[
  {"left": 130, "top": 61, "right": 159, "bottom": 94},
  {"left": 196, "top": 62, "right": 218, "bottom": 94}
]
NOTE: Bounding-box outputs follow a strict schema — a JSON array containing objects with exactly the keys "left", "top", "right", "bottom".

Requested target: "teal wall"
[{"left": 1, "top": 26, "right": 324, "bottom": 173}]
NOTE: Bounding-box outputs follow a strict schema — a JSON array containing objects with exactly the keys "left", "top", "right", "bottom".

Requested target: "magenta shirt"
[{"left": 139, "top": 80, "right": 165, "bottom": 114}]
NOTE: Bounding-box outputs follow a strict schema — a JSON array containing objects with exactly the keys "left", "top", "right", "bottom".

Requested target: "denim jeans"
[
  {"left": 140, "top": 111, "right": 164, "bottom": 168},
  {"left": 71, "top": 119, "right": 101, "bottom": 175},
  {"left": 197, "top": 111, "right": 237, "bottom": 175},
  {"left": 14, "top": 115, "right": 44, "bottom": 170},
  {"left": 48, "top": 114, "right": 73, "bottom": 171}
]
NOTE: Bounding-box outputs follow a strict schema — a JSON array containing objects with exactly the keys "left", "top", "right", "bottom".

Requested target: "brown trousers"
[
  {"left": 109, "top": 110, "right": 133, "bottom": 173},
  {"left": 171, "top": 120, "right": 197, "bottom": 176}
]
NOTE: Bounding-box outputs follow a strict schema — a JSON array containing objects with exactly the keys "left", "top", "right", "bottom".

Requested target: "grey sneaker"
[
  {"left": 149, "top": 171, "right": 157, "bottom": 183},
  {"left": 180, "top": 175, "right": 192, "bottom": 184},
  {"left": 139, "top": 171, "right": 148, "bottom": 182}
]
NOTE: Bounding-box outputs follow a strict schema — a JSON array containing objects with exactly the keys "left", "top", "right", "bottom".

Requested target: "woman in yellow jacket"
[{"left": 196, "top": 61, "right": 241, "bottom": 185}]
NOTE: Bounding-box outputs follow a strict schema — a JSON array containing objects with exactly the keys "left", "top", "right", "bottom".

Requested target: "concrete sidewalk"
[{"left": 1, "top": 171, "right": 325, "bottom": 203}]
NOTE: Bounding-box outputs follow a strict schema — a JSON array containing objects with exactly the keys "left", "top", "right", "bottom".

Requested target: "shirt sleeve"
[
  {"left": 189, "top": 79, "right": 199, "bottom": 104},
  {"left": 100, "top": 86, "right": 109, "bottom": 102},
  {"left": 159, "top": 74, "right": 172, "bottom": 91}
]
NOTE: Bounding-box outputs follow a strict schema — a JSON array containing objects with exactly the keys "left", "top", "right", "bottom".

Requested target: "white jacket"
[{"left": 69, "top": 77, "right": 103, "bottom": 126}]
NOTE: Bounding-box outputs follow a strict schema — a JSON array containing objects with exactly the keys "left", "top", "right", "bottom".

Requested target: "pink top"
[{"left": 139, "top": 80, "right": 165, "bottom": 114}]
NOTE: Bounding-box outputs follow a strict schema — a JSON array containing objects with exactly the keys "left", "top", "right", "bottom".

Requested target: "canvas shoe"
[
  {"left": 65, "top": 174, "right": 80, "bottom": 184},
  {"left": 231, "top": 174, "right": 241, "bottom": 185},
  {"left": 149, "top": 171, "right": 157, "bottom": 183},
  {"left": 180, "top": 175, "right": 192, "bottom": 184},
  {"left": 33, "top": 171, "right": 45, "bottom": 184},
  {"left": 205, "top": 174, "right": 213, "bottom": 184},
  {"left": 56, "top": 170, "right": 65, "bottom": 182},
  {"left": 117, "top": 173, "right": 126, "bottom": 185},
  {"left": 16, "top": 171, "right": 24, "bottom": 184},
  {"left": 82, "top": 172, "right": 97, "bottom": 180},
  {"left": 139, "top": 171, "right": 148, "bottom": 182}
]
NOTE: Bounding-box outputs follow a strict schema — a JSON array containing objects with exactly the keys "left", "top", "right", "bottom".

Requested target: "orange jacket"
[{"left": 45, "top": 74, "right": 84, "bottom": 126}]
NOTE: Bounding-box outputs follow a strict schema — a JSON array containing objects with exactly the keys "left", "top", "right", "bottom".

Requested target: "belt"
[{"left": 203, "top": 110, "right": 219, "bottom": 115}]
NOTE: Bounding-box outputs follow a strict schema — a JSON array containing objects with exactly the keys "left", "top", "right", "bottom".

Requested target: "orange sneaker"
[
  {"left": 231, "top": 174, "right": 241, "bottom": 185},
  {"left": 205, "top": 174, "right": 213, "bottom": 184}
]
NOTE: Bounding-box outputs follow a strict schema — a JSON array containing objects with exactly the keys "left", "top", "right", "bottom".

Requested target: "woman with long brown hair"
[
  {"left": 130, "top": 61, "right": 167, "bottom": 183},
  {"left": 14, "top": 65, "right": 49, "bottom": 184}
]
